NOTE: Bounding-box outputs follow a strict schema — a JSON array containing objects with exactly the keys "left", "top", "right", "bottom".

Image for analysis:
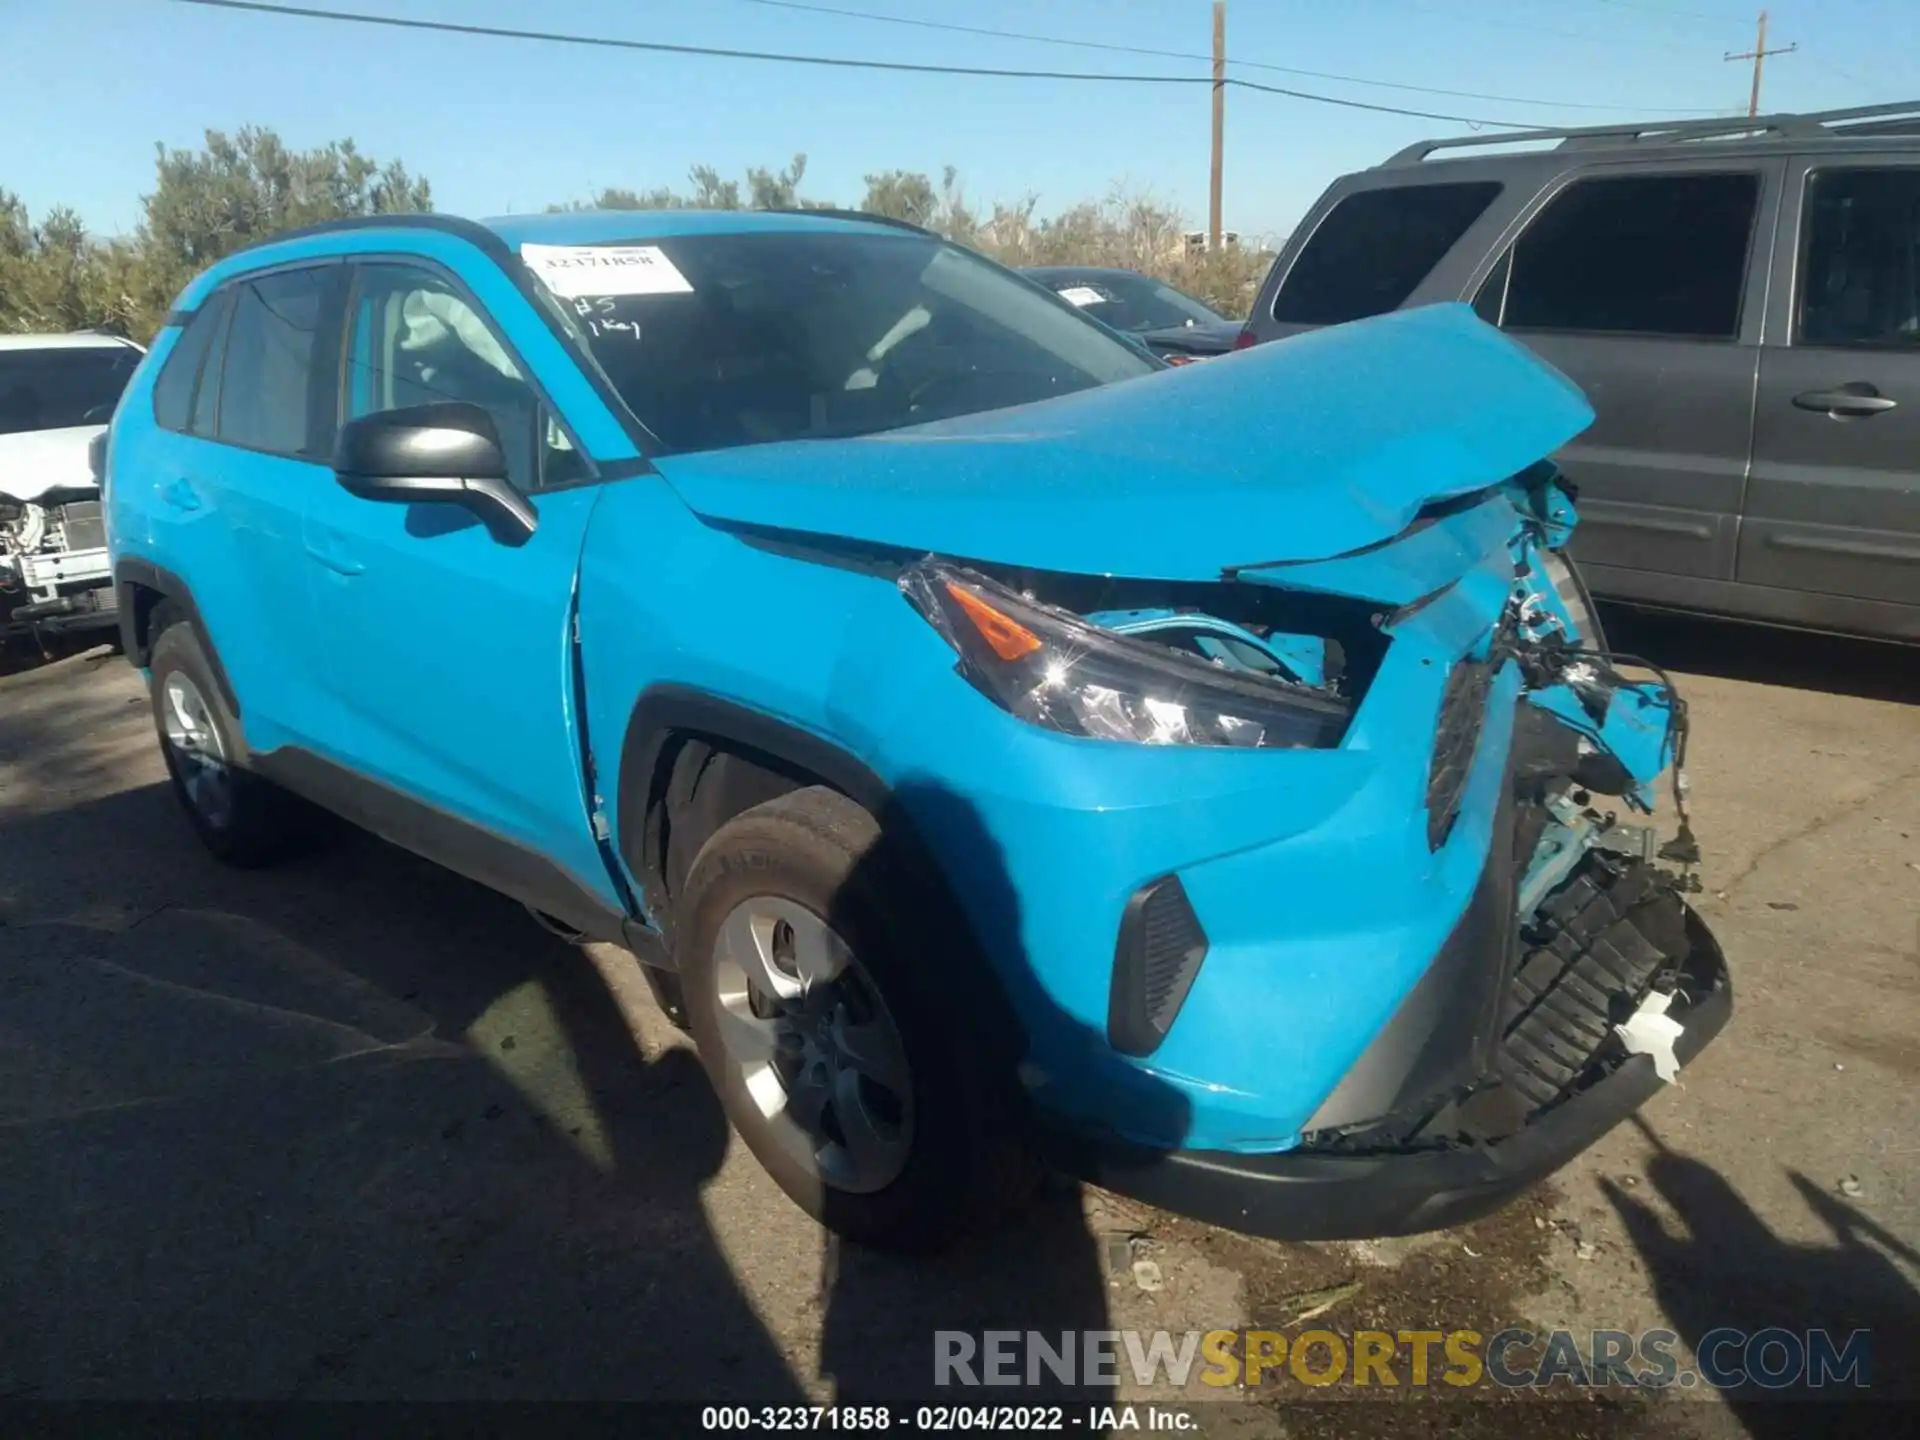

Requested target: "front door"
[
  {"left": 1473, "top": 163, "right": 1782, "bottom": 593},
  {"left": 301, "top": 257, "right": 619, "bottom": 912},
  {"left": 1744, "top": 156, "right": 1920, "bottom": 628}
]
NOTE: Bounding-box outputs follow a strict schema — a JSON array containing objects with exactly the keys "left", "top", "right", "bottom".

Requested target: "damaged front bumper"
[
  {"left": 876, "top": 464, "right": 1730, "bottom": 1239},
  {"left": 1050, "top": 731, "right": 1733, "bottom": 1240},
  {"left": 1, "top": 490, "right": 117, "bottom": 635},
  {"left": 1059, "top": 944, "right": 1728, "bottom": 1241}
]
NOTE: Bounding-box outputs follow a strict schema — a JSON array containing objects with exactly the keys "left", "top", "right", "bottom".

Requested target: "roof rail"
[{"left": 1383, "top": 99, "right": 1920, "bottom": 167}]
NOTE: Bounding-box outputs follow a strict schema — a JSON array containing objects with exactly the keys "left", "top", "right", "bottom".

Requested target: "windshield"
[
  {"left": 1034, "top": 272, "right": 1226, "bottom": 334},
  {"left": 0, "top": 345, "right": 141, "bottom": 437},
  {"left": 526, "top": 231, "right": 1158, "bottom": 455}
]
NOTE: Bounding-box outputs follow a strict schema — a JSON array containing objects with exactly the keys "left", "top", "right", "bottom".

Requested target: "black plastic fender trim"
[
  {"left": 614, "top": 686, "right": 892, "bottom": 953},
  {"left": 113, "top": 558, "right": 243, "bottom": 719}
]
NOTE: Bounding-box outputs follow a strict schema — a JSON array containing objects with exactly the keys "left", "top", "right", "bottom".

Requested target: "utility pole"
[
  {"left": 1209, "top": 1, "right": 1225, "bottom": 251},
  {"left": 1725, "top": 10, "right": 1796, "bottom": 119}
]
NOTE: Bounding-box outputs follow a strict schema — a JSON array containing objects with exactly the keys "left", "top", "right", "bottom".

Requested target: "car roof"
[
  {"left": 170, "top": 207, "right": 938, "bottom": 316},
  {"left": 480, "top": 208, "right": 920, "bottom": 248},
  {"left": 0, "top": 332, "right": 140, "bottom": 353},
  {"left": 1379, "top": 98, "right": 1920, "bottom": 170}
]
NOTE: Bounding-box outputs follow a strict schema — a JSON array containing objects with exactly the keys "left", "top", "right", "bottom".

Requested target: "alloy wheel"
[
  {"left": 710, "top": 896, "right": 914, "bottom": 1194},
  {"left": 160, "top": 670, "right": 233, "bottom": 830}
]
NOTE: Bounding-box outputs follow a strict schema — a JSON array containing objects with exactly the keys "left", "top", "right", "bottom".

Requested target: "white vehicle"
[{"left": 1, "top": 332, "right": 144, "bottom": 636}]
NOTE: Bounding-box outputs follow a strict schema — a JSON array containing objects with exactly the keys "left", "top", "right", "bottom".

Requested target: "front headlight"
[{"left": 899, "top": 560, "right": 1351, "bottom": 749}]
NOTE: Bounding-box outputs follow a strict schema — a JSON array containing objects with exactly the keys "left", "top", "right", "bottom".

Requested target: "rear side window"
[
  {"left": 0, "top": 345, "right": 141, "bottom": 436},
  {"left": 1494, "top": 172, "right": 1760, "bottom": 339},
  {"left": 1273, "top": 182, "right": 1502, "bottom": 325},
  {"left": 152, "top": 292, "right": 231, "bottom": 433},
  {"left": 214, "top": 267, "right": 336, "bottom": 458},
  {"left": 1797, "top": 166, "right": 1920, "bottom": 349}
]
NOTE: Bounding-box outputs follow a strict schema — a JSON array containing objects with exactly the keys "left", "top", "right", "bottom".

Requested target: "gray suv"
[{"left": 1242, "top": 102, "right": 1920, "bottom": 645}]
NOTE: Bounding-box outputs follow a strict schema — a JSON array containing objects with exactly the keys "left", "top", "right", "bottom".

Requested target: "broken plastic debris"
[
  {"left": 1615, "top": 989, "right": 1686, "bottom": 1083},
  {"left": 1839, "top": 1175, "right": 1864, "bottom": 1198},
  {"left": 1132, "top": 1259, "right": 1165, "bottom": 1293},
  {"left": 1575, "top": 1240, "right": 1599, "bottom": 1261},
  {"left": 1271, "top": 1281, "right": 1363, "bottom": 1325}
]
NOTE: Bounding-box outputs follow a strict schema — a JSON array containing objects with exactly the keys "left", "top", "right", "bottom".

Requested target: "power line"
[
  {"left": 161, "top": 0, "right": 1555, "bottom": 128},
  {"left": 1584, "top": 0, "right": 1750, "bottom": 24},
  {"left": 728, "top": 0, "right": 1723, "bottom": 113}
]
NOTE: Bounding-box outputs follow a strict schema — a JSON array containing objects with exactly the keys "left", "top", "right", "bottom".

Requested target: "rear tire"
[
  {"left": 146, "top": 605, "right": 325, "bottom": 868},
  {"left": 678, "top": 785, "right": 1035, "bottom": 1252}
]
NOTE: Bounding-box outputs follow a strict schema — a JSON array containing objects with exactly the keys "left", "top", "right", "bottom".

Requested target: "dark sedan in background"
[{"left": 1023, "top": 266, "right": 1242, "bottom": 362}]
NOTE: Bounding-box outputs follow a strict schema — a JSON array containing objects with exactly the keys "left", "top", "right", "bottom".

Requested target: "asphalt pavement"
[{"left": 0, "top": 611, "right": 1914, "bottom": 1435}]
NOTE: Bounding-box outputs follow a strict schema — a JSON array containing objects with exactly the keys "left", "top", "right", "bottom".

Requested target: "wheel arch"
[
  {"left": 617, "top": 685, "right": 888, "bottom": 937},
  {"left": 615, "top": 683, "right": 1030, "bottom": 1061},
  {"left": 114, "top": 559, "right": 242, "bottom": 717}
]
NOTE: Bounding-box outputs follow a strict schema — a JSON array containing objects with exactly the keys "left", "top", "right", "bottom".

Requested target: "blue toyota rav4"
[{"left": 102, "top": 208, "right": 1730, "bottom": 1252}]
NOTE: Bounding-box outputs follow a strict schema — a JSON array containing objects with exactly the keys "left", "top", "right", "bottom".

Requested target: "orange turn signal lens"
[{"left": 945, "top": 581, "right": 1043, "bottom": 662}]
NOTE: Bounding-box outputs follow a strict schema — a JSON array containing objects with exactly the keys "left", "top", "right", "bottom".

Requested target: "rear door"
[
  {"left": 1471, "top": 162, "right": 1783, "bottom": 589},
  {"left": 1744, "top": 156, "right": 1920, "bottom": 625},
  {"left": 134, "top": 264, "right": 344, "bottom": 749}
]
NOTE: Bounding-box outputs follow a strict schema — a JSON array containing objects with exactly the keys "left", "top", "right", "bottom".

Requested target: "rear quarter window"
[{"left": 1272, "top": 181, "right": 1503, "bottom": 326}]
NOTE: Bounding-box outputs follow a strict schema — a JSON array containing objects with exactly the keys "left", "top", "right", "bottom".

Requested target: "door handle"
[
  {"left": 1792, "top": 383, "right": 1898, "bottom": 418},
  {"left": 162, "top": 477, "right": 202, "bottom": 512}
]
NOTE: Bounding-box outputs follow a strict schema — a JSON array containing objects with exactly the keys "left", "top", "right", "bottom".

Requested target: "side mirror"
[{"left": 332, "top": 402, "right": 537, "bottom": 545}]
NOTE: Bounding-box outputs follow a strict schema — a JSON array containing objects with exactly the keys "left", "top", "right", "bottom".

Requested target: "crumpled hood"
[
  {"left": 0, "top": 425, "right": 104, "bottom": 503},
  {"left": 653, "top": 302, "right": 1595, "bottom": 580}
]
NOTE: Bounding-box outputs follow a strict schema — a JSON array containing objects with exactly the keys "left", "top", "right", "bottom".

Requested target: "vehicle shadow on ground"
[
  {"left": 1597, "top": 606, "right": 1920, "bottom": 706},
  {"left": 1602, "top": 1115, "right": 1919, "bottom": 1432},
  {"left": 0, "top": 765, "right": 1155, "bottom": 1402},
  {"left": 819, "top": 782, "right": 1187, "bottom": 1403}
]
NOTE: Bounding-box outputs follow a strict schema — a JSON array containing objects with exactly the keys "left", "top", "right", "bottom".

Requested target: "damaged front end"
[
  {"left": 897, "top": 461, "right": 1729, "bottom": 1238},
  {"left": 1, "top": 481, "right": 116, "bottom": 637}
]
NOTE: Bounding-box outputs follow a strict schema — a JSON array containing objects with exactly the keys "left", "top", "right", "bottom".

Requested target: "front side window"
[
  {"left": 0, "top": 345, "right": 142, "bottom": 437},
  {"left": 345, "top": 263, "right": 583, "bottom": 490},
  {"left": 1797, "top": 166, "right": 1920, "bottom": 348},
  {"left": 527, "top": 231, "right": 1158, "bottom": 456},
  {"left": 1494, "top": 172, "right": 1760, "bottom": 340},
  {"left": 1272, "top": 182, "right": 1503, "bottom": 326},
  {"left": 215, "top": 267, "right": 334, "bottom": 457}
]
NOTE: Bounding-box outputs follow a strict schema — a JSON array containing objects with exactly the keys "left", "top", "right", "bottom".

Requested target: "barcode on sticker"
[{"left": 521, "top": 244, "right": 694, "bottom": 299}]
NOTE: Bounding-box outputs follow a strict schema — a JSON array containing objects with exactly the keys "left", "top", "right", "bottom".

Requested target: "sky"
[{"left": 1, "top": 0, "right": 1910, "bottom": 245}]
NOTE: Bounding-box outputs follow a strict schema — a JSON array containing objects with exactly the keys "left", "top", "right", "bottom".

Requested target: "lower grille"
[
  {"left": 1425, "top": 657, "right": 1492, "bottom": 850},
  {"left": 1497, "top": 855, "right": 1686, "bottom": 1114}
]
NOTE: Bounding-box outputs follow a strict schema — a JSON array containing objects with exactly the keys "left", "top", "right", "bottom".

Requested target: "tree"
[
  {"left": 3, "top": 135, "right": 1276, "bottom": 344},
  {"left": 0, "top": 189, "right": 142, "bottom": 335},
  {"left": 859, "top": 170, "right": 939, "bottom": 228},
  {"left": 134, "top": 126, "right": 430, "bottom": 330}
]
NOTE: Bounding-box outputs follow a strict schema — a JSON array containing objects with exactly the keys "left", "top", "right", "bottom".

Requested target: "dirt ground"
[{"left": 0, "top": 609, "right": 1914, "bottom": 1435}]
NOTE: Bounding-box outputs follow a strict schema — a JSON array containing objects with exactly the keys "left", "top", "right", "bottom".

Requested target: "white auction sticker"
[
  {"left": 520, "top": 243, "right": 694, "bottom": 299},
  {"left": 1057, "top": 285, "right": 1106, "bottom": 307}
]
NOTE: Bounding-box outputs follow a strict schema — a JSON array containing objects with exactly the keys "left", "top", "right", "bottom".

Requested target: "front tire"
[
  {"left": 678, "top": 786, "right": 1035, "bottom": 1252},
  {"left": 147, "top": 606, "right": 323, "bottom": 867}
]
